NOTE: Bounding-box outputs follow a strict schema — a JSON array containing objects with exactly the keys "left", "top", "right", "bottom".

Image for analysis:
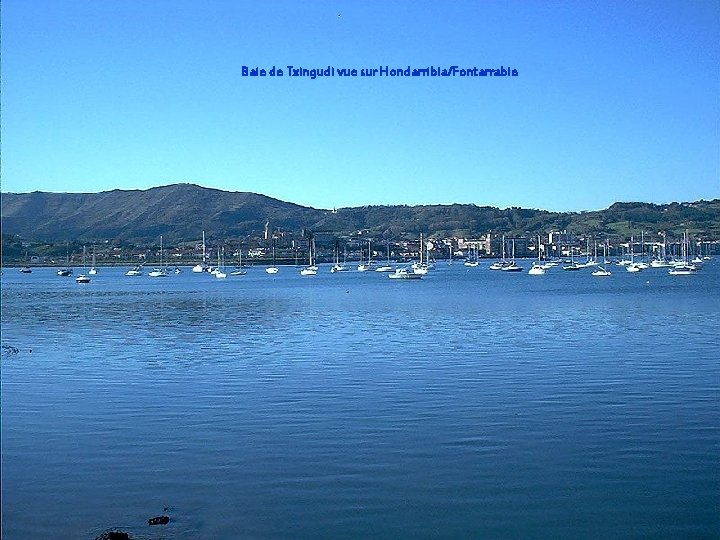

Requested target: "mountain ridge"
[{"left": 2, "top": 183, "right": 719, "bottom": 244}]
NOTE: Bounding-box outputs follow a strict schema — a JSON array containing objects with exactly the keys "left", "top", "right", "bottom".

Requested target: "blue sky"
[{"left": 2, "top": 0, "right": 718, "bottom": 211}]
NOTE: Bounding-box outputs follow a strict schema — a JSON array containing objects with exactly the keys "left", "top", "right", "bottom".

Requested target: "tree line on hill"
[{"left": 1, "top": 183, "right": 719, "bottom": 263}]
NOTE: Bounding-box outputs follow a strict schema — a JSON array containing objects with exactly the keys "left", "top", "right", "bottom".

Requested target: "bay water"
[{"left": 2, "top": 262, "right": 718, "bottom": 538}]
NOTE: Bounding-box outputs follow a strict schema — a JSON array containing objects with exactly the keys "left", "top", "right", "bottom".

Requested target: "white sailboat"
[
  {"left": 300, "top": 237, "right": 318, "bottom": 275},
  {"left": 528, "top": 236, "right": 546, "bottom": 275},
  {"left": 464, "top": 244, "right": 479, "bottom": 267},
  {"left": 376, "top": 239, "right": 394, "bottom": 272},
  {"left": 88, "top": 246, "right": 98, "bottom": 275},
  {"left": 592, "top": 241, "right": 612, "bottom": 276},
  {"left": 563, "top": 243, "right": 581, "bottom": 271},
  {"left": 626, "top": 235, "right": 643, "bottom": 272},
  {"left": 388, "top": 267, "right": 422, "bottom": 280},
  {"left": 126, "top": 264, "right": 143, "bottom": 276},
  {"left": 501, "top": 239, "right": 523, "bottom": 272},
  {"left": 57, "top": 242, "right": 73, "bottom": 276},
  {"left": 669, "top": 231, "right": 697, "bottom": 275},
  {"left": 331, "top": 242, "right": 349, "bottom": 272},
  {"left": 489, "top": 234, "right": 507, "bottom": 270},
  {"left": 412, "top": 234, "right": 430, "bottom": 274},
  {"left": 20, "top": 251, "right": 32, "bottom": 273},
  {"left": 266, "top": 237, "right": 279, "bottom": 274},
  {"left": 75, "top": 245, "right": 91, "bottom": 283},
  {"left": 214, "top": 247, "right": 227, "bottom": 279},
  {"left": 231, "top": 248, "right": 247, "bottom": 275},
  {"left": 148, "top": 236, "right": 168, "bottom": 277},
  {"left": 192, "top": 231, "right": 209, "bottom": 273},
  {"left": 357, "top": 240, "right": 372, "bottom": 271}
]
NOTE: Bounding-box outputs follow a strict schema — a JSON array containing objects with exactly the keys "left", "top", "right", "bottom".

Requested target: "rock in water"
[{"left": 148, "top": 515, "right": 170, "bottom": 525}]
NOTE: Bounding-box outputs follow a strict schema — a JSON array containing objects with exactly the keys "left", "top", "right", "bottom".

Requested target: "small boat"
[
  {"left": 464, "top": 245, "right": 480, "bottom": 267},
  {"left": 20, "top": 251, "right": 32, "bottom": 273},
  {"left": 214, "top": 247, "right": 227, "bottom": 279},
  {"left": 490, "top": 235, "right": 508, "bottom": 270},
  {"left": 192, "top": 231, "right": 209, "bottom": 272},
  {"left": 592, "top": 241, "right": 612, "bottom": 276},
  {"left": 388, "top": 268, "right": 422, "bottom": 280},
  {"left": 230, "top": 250, "right": 247, "bottom": 275},
  {"left": 375, "top": 240, "right": 394, "bottom": 272},
  {"left": 266, "top": 237, "right": 279, "bottom": 274},
  {"left": 668, "top": 264, "right": 697, "bottom": 275},
  {"left": 528, "top": 236, "right": 545, "bottom": 275},
  {"left": 75, "top": 246, "right": 91, "bottom": 283},
  {"left": 88, "top": 247, "right": 98, "bottom": 275},
  {"left": 528, "top": 263, "right": 545, "bottom": 275},
  {"left": 57, "top": 243, "right": 73, "bottom": 276},
  {"left": 126, "top": 265, "right": 143, "bottom": 276},
  {"left": 501, "top": 261, "right": 523, "bottom": 272},
  {"left": 357, "top": 240, "right": 372, "bottom": 271},
  {"left": 592, "top": 267, "right": 612, "bottom": 276},
  {"left": 300, "top": 238, "right": 318, "bottom": 275},
  {"left": 148, "top": 236, "right": 169, "bottom": 277},
  {"left": 669, "top": 230, "right": 697, "bottom": 275}
]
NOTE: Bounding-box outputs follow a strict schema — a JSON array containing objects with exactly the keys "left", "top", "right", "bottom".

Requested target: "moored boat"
[{"left": 388, "top": 268, "right": 422, "bottom": 280}]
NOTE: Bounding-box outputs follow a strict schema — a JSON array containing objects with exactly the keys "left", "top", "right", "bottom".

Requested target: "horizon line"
[{"left": 2, "top": 182, "right": 718, "bottom": 215}]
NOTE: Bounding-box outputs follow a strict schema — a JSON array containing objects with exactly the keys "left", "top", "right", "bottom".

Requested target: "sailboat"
[
  {"left": 214, "top": 247, "right": 227, "bottom": 279},
  {"left": 388, "top": 267, "right": 423, "bottom": 280},
  {"left": 75, "top": 246, "right": 91, "bottom": 283},
  {"left": 88, "top": 246, "right": 98, "bottom": 275},
  {"left": 412, "top": 234, "right": 430, "bottom": 274},
  {"left": 126, "top": 264, "right": 143, "bottom": 276},
  {"left": 563, "top": 243, "right": 581, "bottom": 271},
  {"left": 231, "top": 248, "right": 247, "bottom": 275},
  {"left": 626, "top": 235, "right": 643, "bottom": 272},
  {"left": 592, "top": 241, "right": 612, "bottom": 276},
  {"left": 300, "top": 238, "right": 318, "bottom": 275},
  {"left": 489, "top": 235, "right": 507, "bottom": 270},
  {"left": 375, "top": 239, "right": 394, "bottom": 272},
  {"left": 501, "top": 239, "right": 523, "bottom": 272},
  {"left": 669, "top": 231, "right": 697, "bottom": 275},
  {"left": 57, "top": 242, "right": 73, "bottom": 276},
  {"left": 266, "top": 237, "right": 279, "bottom": 274},
  {"left": 464, "top": 244, "right": 479, "bottom": 267},
  {"left": 331, "top": 241, "right": 349, "bottom": 272},
  {"left": 528, "top": 236, "right": 546, "bottom": 275},
  {"left": 20, "top": 251, "right": 32, "bottom": 273},
  {"left": 357, "top": 240, "right": 372, "bottom": 272},
  {"left": 192, "top": 231, "right": 209, "bottom": 273},
  {"left": 148, "top": 236, "right": 168, "bottom": 277}
]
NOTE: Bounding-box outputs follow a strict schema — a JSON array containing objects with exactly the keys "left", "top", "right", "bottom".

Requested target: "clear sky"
[{"left": 2, "top": 0, "right": 718, "bottom": 211}]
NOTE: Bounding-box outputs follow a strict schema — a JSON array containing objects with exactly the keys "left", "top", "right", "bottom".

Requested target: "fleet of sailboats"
[{"left": 12, "top": 231, "right": 712, "bottom": 281}]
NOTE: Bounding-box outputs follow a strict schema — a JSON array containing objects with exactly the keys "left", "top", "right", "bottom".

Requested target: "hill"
[{"left": 2, "top": 184, "right": 719, "bottom": 246}]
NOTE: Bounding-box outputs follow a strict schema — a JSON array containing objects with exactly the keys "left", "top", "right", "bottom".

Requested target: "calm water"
[{"left": 2, "top": 262, "right": 719, "bottom": 539}]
